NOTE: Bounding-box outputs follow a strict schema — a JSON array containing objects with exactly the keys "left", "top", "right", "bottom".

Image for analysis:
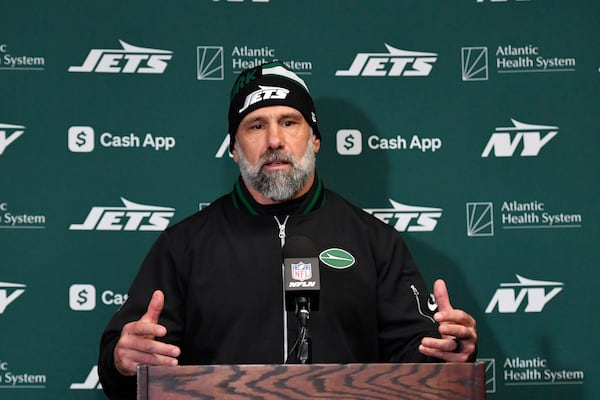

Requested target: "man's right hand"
[{"left": 113, "top": 290, "right": 181, "bottom": 376}]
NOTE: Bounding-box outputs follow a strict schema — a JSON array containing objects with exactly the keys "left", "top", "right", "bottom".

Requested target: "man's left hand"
[{"left": 419, "top": 279, "right": 477, "bottom": 362}]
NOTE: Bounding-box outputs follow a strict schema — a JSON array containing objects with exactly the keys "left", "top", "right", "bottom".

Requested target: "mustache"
[{"left": 259, "top": 150, "right": 295, "bottom": 166}]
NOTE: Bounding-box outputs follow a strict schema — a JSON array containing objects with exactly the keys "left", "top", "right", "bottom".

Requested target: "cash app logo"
[
  {"left": 69, "top": 284, "right": 96, "bottom": 310},
  {"left": 336, "top": 129, "right": 362, "bottom": 155},
  {"left": 68, "top": 126, "right": 95, "bottom": 152}
]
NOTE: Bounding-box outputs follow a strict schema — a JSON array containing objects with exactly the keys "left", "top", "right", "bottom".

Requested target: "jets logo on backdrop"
[
  {"left": 486, "top": 275, "right": 563, "bottom": 313},
  {"left": 68, "top": 40, "right": 173, "bottom": 74},
  {"left": 69, "top": 197, "right": 175, "bottom": 231},
  {"left": 364, "top": 200, "right": 442, "bottom": 232},
  {"left": 0, "top": 123, "right": 25, "bottom": 155},
  {"left": 336, "top": 44, "right": 437, "bottom": 77},
  {"left": 482, "top": 119, "right": 558, "bottom": 157}
]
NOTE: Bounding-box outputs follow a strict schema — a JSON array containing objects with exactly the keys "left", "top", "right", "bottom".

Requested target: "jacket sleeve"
[
  {"left": 373, "top": 226, "right": 442, "bottom": 363},
  {"left": 98, "top": 230, "right": 188, "bottom": 400}
]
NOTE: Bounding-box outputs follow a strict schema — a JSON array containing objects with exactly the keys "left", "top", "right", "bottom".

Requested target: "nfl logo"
[{"left": 291, "top": 262, "right": 312, "bottom": 281}]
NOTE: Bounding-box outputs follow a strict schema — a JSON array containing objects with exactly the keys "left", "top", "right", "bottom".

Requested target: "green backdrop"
[{"left": 1, "top": 1, "right": 598, "bottom": 399}]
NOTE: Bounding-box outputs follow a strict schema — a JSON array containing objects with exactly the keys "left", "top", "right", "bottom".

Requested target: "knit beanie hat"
[{"left": 228, "top": 61, "right": 320, "bottom": 151}]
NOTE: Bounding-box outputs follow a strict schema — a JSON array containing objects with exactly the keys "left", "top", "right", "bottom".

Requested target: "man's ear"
[{"left": 312, "top": 136, "right": 321, "bottom": 154}]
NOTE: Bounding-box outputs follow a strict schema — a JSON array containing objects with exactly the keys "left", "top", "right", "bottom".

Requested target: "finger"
[
  {"left": 419, "top": 337, "right": 474, "bottom": 363},
  {"left": 140, "top": 290, "right": 164, "bottom": 324},
  {"left": 115, "top": 344, "right": 179, "bottom": 376},
  {"left": 433, "top": 279, "right": 453, "bottom": 312},
  {"left": 119, "top": 335, "right": 181, "bottom": 358},
  {"left": 122, "top": 320, "right": 167, "bottom": 338}
]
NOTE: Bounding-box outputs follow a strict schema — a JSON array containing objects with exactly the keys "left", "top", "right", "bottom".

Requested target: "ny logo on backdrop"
[
  {"left": 68, "top": 40, "right": 173, "bottom": 74},
  {"left": 0, "top": 282, "right": 26, "bottom": 313},
  {"left": 0, "top": 123, "right": 25, "bottom": 155},
  {"left": 70, "top": 366, "right": 102, "bottom": 390},
  {"left": 482, "top": 119, "right": 558, "bottom": 157},
  {"left": 336, "top": 44, "right": 437, "bottom": 77},
  {"left": 486, "top": 275, "right": 563, "bottom": 313}
]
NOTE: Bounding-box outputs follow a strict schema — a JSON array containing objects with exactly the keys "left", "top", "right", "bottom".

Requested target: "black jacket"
[{"left": 98, "top": 177, "right": 441, "bottom": 399}]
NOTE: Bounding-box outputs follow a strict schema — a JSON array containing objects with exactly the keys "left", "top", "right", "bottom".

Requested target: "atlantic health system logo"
[{"left": 462, "top": 44, "right": 575, "bottom": 81}]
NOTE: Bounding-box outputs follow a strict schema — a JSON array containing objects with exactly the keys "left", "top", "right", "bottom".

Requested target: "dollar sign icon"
[
  {"left": 68, "top": 126, "right": 95, "bottom": 152},
  {"left": 69, "top": 284, "right": 96, "bottom": 310},
  {"left": 336, "top": 129, "right": 362, "bottom": 155},
  {"left": 344, "top": 134, "right": 355, "bottom": 150},
  {"left": 77, "top": 289, "right": 88, "bottom": 305},
  {"left": 76, "top": 131, "right": 87, "bottom": 147}
]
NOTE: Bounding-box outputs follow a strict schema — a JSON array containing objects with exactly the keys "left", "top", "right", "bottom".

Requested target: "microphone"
[
  {"left": 282, "top": 236, "right": 320, "bottom": 313},
  {"left": 282, "top": 236, "right": 320, "bottom": 364}
]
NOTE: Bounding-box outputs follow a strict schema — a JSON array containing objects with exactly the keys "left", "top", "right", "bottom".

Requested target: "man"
[{"left": 98, "top": 61, "right": 477, "bottom": 399}]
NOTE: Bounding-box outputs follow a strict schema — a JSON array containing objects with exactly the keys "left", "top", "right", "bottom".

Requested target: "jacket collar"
[{"left": 231, "top": 174, "right": 326, "bottom": 216}]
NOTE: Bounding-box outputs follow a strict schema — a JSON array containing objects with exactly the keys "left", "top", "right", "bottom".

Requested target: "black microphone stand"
[{"left": 293, "top": 296, "right": 312, "bottom": 364}]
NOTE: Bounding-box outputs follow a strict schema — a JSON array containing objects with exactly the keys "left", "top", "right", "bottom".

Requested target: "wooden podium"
[{"left": 137, "top": 362, "right": 486, "bottom": 400}]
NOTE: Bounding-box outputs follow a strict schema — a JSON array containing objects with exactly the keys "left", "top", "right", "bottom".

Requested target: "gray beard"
[{"left": 237, "top": 139, "right": 316, "bottom": 202}]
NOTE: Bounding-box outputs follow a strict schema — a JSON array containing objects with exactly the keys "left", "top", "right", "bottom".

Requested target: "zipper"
[
  {"left": 410, "top": 284, "right": 436, "bottom": 323},
  {"left": 274, "top": 215, "right": 290, "bottom": 362}
]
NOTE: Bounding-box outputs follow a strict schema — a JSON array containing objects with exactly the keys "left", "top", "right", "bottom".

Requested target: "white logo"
[
  {"left": 481, "top": 119, "right": 558, "bottom": 157},
  {"left": 68, "top": 40, "right": 173, "bottom": 74},
  {"left": 70, "top": 366, "right": 102, "bottom": 390},
  {"left": 215, "top": 134, "right": 233, "bottom": 158},
  {"left": 0, "top": 282, "right": 26, "bottom": 314},
  {"left": 466, "top": 202, "right": 494, "bottom": 237},
  {"left": 336, "top": 129, "right": 442, "bottom": 155},
  {"left": 486, "top": 275, "right": 563, "bottom": 313},
  {"left": 69, "top": 284, "right": 128, "bottom": 311},
  {"left": 197, "top": 46, "right": 224, "bottom": 80},
  {"left": 0, "top": 123, "right": 25, "bottom": 155},
  {"left": 462, "top": 47, "right": 488, "bottom": 81},
  {"left": 68, "top": 126, "right": 95, "bottom": 152},
  {"left": 336, "top": 44, "right": 437, "bottom": 77},
  {"left": 69, "top": 197, "right": 175, "bottom": 231},
  {"left": 239, "top": 85, "right": 289, "bottom": 113},
  {"left": 336, "top": 129, "right": 362, "bottom": 155},
  {"left": 69, "top": 284, "right": 96, "bottom": 311},
  {"left": 364, "top": 200, "right": 442, "bottom": 232},
  {"left": 68, "top": 126, "right": 175, "bottom": 152},
  {"left": 0, "top": 44, "right": 45, "bottom": 71}
]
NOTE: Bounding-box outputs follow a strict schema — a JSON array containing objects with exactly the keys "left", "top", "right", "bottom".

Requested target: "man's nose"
[{"left": 266, "top": 124, "right": 285, "bottom": 149}]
